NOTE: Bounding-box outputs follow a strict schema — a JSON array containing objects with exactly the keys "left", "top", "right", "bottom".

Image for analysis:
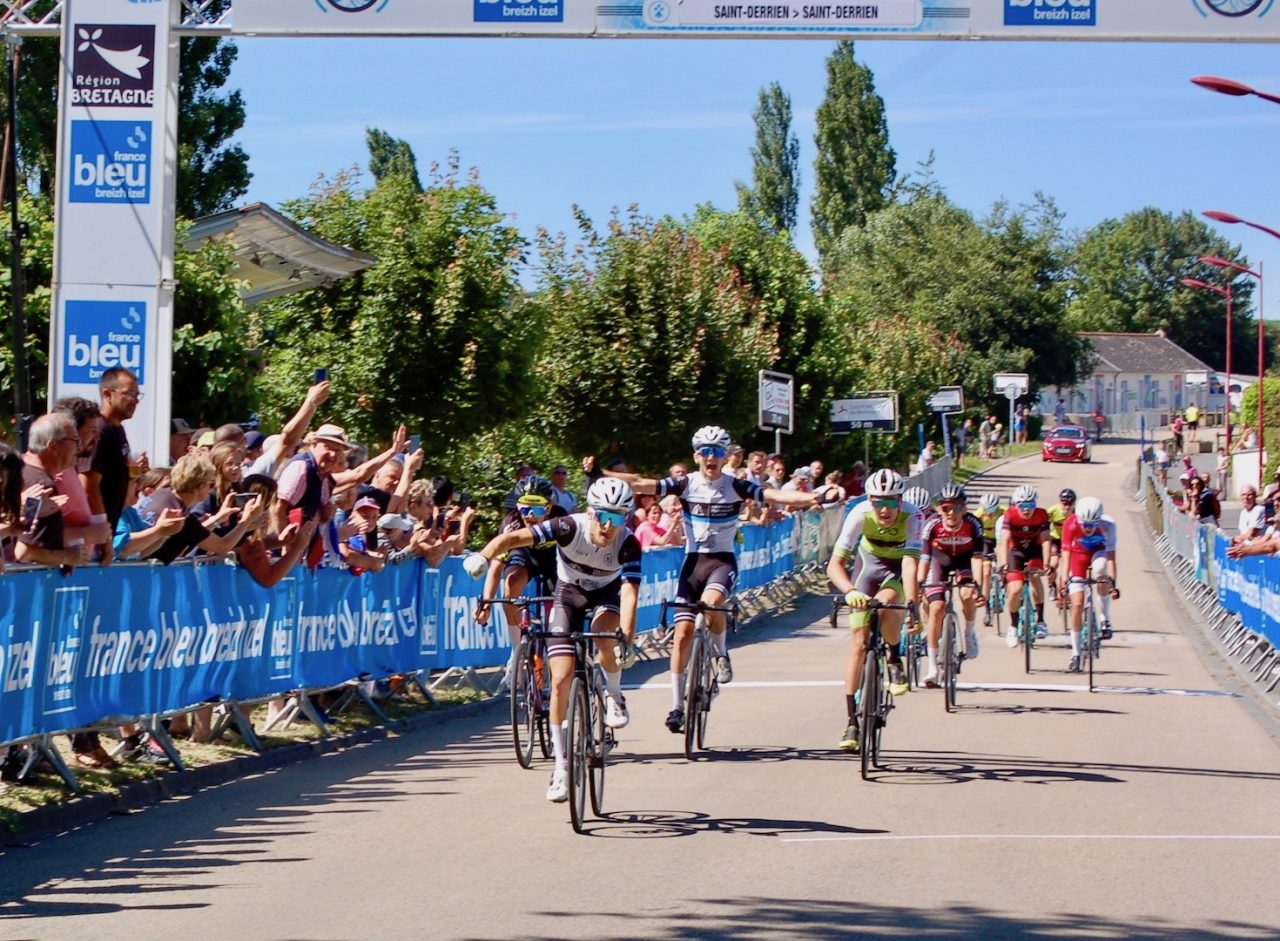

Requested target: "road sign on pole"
[
  {"left": 928, "top": 386, "right": 965, "bottom": 415},
  {"left": 993, "top": 373, "right": 1030, "bottom": 395},
  {"left": 759, "top": 370, "right": 794, "bottom": 455},
  {"left": 830, "top": 392, "right": 898, "bottom": 434}
]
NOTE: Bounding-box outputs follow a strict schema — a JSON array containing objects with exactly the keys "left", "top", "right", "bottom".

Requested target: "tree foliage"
[
  {"left": 528, "top": 206, "right": 777, "bottom": 466},
  {"left": 249, "top": 154, "right": 531, "bottom": 455},
  {"left": 1065, "top": 208, "right": 1259, "bottom": 373},
  {"left": 366, "top": 127, "right": 423, "bottom": 192},
  {"left": 811, "top": 41, "right": 896, "bottom": 268},
  {"left": 736, "top": 82, "right": 799, "bottom": 235}
]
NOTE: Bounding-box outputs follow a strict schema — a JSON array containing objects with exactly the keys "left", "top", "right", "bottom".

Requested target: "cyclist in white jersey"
[
  {"left": 464, "top": 478, "right": 641, "bottom": 802},
  {"left": 606, "top": 425, "right": 821, "bottom": 734}
]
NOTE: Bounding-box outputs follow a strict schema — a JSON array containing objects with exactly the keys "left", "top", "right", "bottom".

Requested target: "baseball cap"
[
  {"left": 353, "top": 496, "right": 380, "bottom": 512},
  {"left": 793, "top": 467, "right": 814, "bottom": 480},
  {"left": 196, "top": 430, "right": 216, "bottom": 447},
  {"left": 244, "top": 430, "right": 265, "bottom": 451},
  {"left": 378, "top": 513, "right": 413, "bottom": 531},
  {"left": 172, "top": 418, "right": 193, "bottom": 435}
]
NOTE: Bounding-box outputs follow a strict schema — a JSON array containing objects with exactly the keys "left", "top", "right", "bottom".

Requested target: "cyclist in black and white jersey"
[
  {"left": 465, "top": 478, "right": 641, "bottom": 802},
  {"left": 607, "top": 425, "right": 821, "bottom": 734}
]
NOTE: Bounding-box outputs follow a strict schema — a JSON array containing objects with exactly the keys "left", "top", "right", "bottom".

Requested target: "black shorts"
[
  {"left": 505, "top": 545, "right": 557, "bottom": 589},
  {"left": 674, "top": 552, "right": 738, "bottom": 621},
  {"left": 1187, "top": 421, "right": 1199, "bottom": 431},
  {"left": 546, "top": 578, "right": 622, "bottom": 659},
  {"left": 923, "top": 552, "right": 977, "bottom": 602},
  {"left": 981, "top": 537, "right": 997, "bottom": 560},
  {"left": 1006, "top": 544, "right": 1045, "bottom": 583},
  {"left": 1049, "top": 537, "right": 1062, "bottom": 554}
]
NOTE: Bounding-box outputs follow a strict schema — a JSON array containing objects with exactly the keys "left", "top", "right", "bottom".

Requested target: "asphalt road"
[{"left": 3, "top": 442, "right": 1279, "bottom": 940}]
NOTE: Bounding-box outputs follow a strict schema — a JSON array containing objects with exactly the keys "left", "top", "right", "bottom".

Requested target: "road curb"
[{"left": 4, "top": 696, "right": 503, "bottom": 846}]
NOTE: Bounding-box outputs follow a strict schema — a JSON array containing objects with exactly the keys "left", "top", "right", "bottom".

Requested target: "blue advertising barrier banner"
[
  {"left": 0, "top": 515, "right": 811, "bottom": 746},
  {"left": 1214, "top": 534, "right": 1280, "bottom": 651}
]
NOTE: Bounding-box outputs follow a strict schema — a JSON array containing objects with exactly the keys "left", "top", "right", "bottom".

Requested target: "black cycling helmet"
[
  {"left": 1059, "top": 487, "right": 1077, "bottom": 503},
  {"left": 515, "top": 475, "right": 555, "bottom": 503},
  {"left": 938, "top": 482, "right": 966, "bottom": 504}
]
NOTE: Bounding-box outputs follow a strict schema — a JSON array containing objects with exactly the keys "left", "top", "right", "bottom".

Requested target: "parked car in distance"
[{"left": 1042, "top": 425, "right": 1091, "bottom": 463}]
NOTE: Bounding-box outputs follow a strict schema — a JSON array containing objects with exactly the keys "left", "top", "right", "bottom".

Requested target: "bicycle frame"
[
  {"left": 480, "top": 592, "right": 554, "bottom": 769},
  {"left": 660, "top": 598, "right": 740, "bottom": 760},
  {"left": 925, "top": 573, "right": 974, "bottom": 713},
  {"left": 563, "top": 627, "right": 625, "bottom": 834}
]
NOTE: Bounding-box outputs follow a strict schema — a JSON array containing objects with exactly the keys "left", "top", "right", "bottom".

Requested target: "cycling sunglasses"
[
  {"left": 1016, "top": 501, "right": 1036, "bottom": 513},
  {"left": 517, "top": 502, "right": 549, "bottom": 518},
  {"left": 696, "top": 445, "right": 727, "bottom": 459},
  {"left": 871, "top": 498, "right": 900, "bottom": 511},
  {"left": 594, "top": 509, "right": 628, "bottom": 528},
  {"left": 938, "top": 501, "right": 965, "bottom": 513},
  {"left": 1079, "top": 521, "right": 1100, "bottom": 532}
]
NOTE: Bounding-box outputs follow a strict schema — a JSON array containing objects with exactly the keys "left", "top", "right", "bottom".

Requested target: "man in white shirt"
[
  {"left": 918, "top": 441, "right": 937, "bottom": 470},
  {"left": 1232, "top": 485, "right": 1266, "bottom": 545}
]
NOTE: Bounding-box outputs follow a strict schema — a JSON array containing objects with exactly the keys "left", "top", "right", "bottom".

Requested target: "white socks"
[
  {"left": 712, "top": 630, "right": 728, "bottom": 656},
  {"left": 551, "top": 721, "right": 566, "bottom": 768},
  {"left": 604, "top": 668, "right": 622, "bottom": 699},
  {"left": 1099, "top": 591, "right": 1112, "bottom": 622},
  {"left": 927, "top": 647, "right": 939, "bottom": 672},
  {"left": 1069, "top": 631, "right": 1082, "bottom": 656},
  {"left": 671, "top": 672, "right": 686, "bottom": 710}
]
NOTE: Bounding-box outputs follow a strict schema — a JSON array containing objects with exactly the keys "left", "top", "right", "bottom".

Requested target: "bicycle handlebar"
[
  {"left": 477, "top": 595, "right": 554, "bottom": 608},
  {"left": 660, "top": 598, "right": 740, "bottom": 615}
]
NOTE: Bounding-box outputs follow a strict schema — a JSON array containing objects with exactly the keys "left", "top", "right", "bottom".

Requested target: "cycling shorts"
[
  {"left": 546, "top": 578, "right": 621, "bottom": 659},
  {"left": 851, "top": 551, "right": 905, "bottom": 599},
  {"left": 981, "top": 537, "right": 997, "bottom": 560},
  {"left": 1049, "top": 537, "right": 1062, "bottom": 555},
  {"left": 674, "top": 552, "right": 738, "bottom": 623},
  {"left": 1067, "top": 550, "right": 1108, "bottom": 589},
  {"left": 505, "top": 545, "right": 557, "bottom": 587},
  {"left": 923, "top": 553, "right": 978, "bottom": 602},
  {"left": 1006, "top": 544, "right": 1045, "bottom": 584}
]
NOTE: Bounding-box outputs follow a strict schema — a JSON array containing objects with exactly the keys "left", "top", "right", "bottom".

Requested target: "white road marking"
[
  {"left": 782, "top": 833, "right": 1280, "bottom": 844},
  {"left": 624, "top": 680, "right": 1239, "bottom": 698}
]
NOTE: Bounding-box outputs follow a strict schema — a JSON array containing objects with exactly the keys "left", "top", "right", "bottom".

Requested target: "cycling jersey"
[
  {"left": 920, "top": 513, "right": 983, "bottom": 602},
  {"left": 1062, "top": 513, "right": 1118, "bottom": 582},
  {"left": 833, "top": 500, "right": 924, "bottom": 563},
  {"left": 976, "top": 506, "right": 1004, "bottom": 540},
  {"left": 997, "top": 506, "right": 1050, "bottom": 549},
  {"left": 1045, "top": 503, "right": 1071, "bottom": 543},
  {"left": 656, "top": 472, "right": 764, "bottom": 555},
  {"left": 528, "top": 513, "right": 642, "bottom": 592},
  {"left": 498, "top": 505, "right": 568, "bottom": 584}
]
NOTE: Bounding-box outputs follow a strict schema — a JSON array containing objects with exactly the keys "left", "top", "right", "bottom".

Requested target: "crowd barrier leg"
[
  {"left": 143, "top": 715, "right": 188, "bottom": 768},
  {"left": 331, "top": 681, "right": 392, "bottom": 725},
  {"left": 410, "top": 670, "right": 439, "bottom": 707},
  {"left": 23, "top": 736, "right": 80, "bottom": 792}
]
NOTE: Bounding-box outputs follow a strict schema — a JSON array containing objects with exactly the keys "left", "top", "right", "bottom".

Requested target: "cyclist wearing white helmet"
[
  {"left": 975, "top": 493, "right": 1004, "bottom": 625},
  {"left": 1057, "top": 495, "right": 1120, "bottom": 672},
  {"left": 1045, "top": 488, "right": 1077, "bottom": 601},
  {"left": 464, "top": 476, "right": 642, "bottom": 803},
  {"left": 827, "top": 467, "right": 923, "bottom": 753},
  {"left": 904, "top": 487, "right": 935, "bottom": 525},
  {"left": 997, "top": 484, "right": 1051, "bottom": 645},
  {"left": 606, "top": 424, "right": 821, "bottom": 735}
]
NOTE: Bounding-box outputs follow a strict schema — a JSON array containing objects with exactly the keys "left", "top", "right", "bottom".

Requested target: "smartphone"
[
  {"left": 448, "top": 519, "right": 461, "bottom": 535},
  {"left": 314, "top": 367, "right": 329, "bottom": 383},
  {"left": 408, "top": 434, "right": 421, "bottom": 453},
  {"left": 233, "top": 492, "right": 256, "bottom": 509},
  {"left": 21, "top": 495, "right": 41, "bottom": 527},
  {"left": 457, "top": 492, "right": 472, "bottom": 510}
]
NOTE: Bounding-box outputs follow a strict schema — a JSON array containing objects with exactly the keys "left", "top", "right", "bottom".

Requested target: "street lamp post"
[
  {"left": 1200, "top": 254, "right": 1264, "bottom": 486},
  {"left": 1191, "top": 75, "right": 1280, "bottom": 107},
  {"left": 1179, "top": 276, "right": 1233, "bottom": 454}
]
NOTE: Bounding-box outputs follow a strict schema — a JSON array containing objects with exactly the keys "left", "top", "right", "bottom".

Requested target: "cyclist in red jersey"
[
  {"left": 919, "top": 483, "right": 985, "bottom": 686},
  {"left": 997, "top": 484, "right": 1051, "bottom": 645},
  {"left": 1057, "top": 496, "right": 1120, "bottom": 672}
]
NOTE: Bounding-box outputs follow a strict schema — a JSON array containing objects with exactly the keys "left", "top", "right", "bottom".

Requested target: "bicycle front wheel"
[
  {"left": 695, "top": 641, "right": 713, "bottom": 751},
  {"left": 566, "top": 677, "right": 590, "bottom": 833},
  {"left": 589, "top": 682, "right": 607, "bottom": 816},
  {"left": 1084, "top": 606, "right": 1097, "bottom": 692},
  {"left": 510, "top": 638, "right": 535, "bottom": 769},
  {"left": 1023, "top": 593, "right": 1035, "bottom": 675},
  {"left": 684, "top": 635, "right": 706, "bottom": 761},
  {"left": 859, "top": 645, "right": 880, "bottom": 780},
  {"left": 943, "top": 612, "right": 959, "bottom": 713}
]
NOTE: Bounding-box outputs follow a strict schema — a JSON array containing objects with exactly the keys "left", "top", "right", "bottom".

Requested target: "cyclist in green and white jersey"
[{"left": 826, "top": 469, "right": 923, "bottom": 753}]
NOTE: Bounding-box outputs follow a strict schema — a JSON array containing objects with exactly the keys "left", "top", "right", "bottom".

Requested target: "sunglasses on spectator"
[
  {"left": 871, "top": 498, "right": 899, "bottom": 511},
  {"left": 593, "top": 509, "right": 627, "bottom": 528},
  {"left": 696, "top": 446, "right": 726, "bottom": 459},
  {"left": 518, "top": 502, "right": 549, "bottom": 518}
]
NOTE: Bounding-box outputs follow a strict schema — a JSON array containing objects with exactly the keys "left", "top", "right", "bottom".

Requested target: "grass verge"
[{"left": 953, "top": 442, "right": 1042, "bottom": 486}]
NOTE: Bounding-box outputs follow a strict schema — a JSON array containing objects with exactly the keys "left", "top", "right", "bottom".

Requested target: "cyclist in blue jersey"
[{"left": 606, "top": 425, "right": 821, "bottom": 734}]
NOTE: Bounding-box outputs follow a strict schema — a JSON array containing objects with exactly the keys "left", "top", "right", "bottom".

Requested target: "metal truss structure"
[{"left": 0, "top": 0, "right": 232, "bottom": 37}]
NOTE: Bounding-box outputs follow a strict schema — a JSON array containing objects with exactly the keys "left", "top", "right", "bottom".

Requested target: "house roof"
[
  {"left": 184, "top": 202, "right": 375, "bottom": 307},
  {"left": 1080, "top": 332, "right": 1213, "bottom": 375}
]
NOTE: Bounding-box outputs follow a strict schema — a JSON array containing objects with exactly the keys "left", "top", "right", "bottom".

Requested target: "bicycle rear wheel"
[
  {"left": 695, "top": 640, "right": 713, "bottom": 751},
  {"left": 510, "top": 638, "right": 535, "bottom": 768},
  {"left": 684, "top": 635, "right": 705, "bottom": 761},
  {"left": 589, "top": 682, "right": 607, "bottom": 816},
  {"left": 1022, "top": 591, "right": 1035, "bottom": 675},
  {"left": 1084, "top": 605, "right": 1097, "bottom": 692},
  {"left": 859, "top": 645, "right": 880, "bottom": 780},
  {"left": 566, "top": 677, "right": 590, "bottom": 833},
  {"left": 943, "top": 611, "right": 959, "bottom": 712}
]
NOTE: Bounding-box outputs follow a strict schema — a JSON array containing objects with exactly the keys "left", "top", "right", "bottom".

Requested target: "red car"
[{"left": 1042, "top": 425, "right": 1092, "bottom": 463}]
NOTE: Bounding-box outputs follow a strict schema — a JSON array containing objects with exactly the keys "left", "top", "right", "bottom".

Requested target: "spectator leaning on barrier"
[
  {"left": 742, "top": 450, "right": 767, "bottom": 486},
  {"left": 339, "top": 496, "right": 389, "bottom": 574},
  {"left": 16, "top": 414, "right": 89, "bottom": 572},
  {"left": 1184, "top": 474, "right": 1220, "bottom": 528},
  {"left": 112, "top": 469, "right": 186, "bottom": 562},
  {"left": 246, "top": 380, "right": 330, "bottom": 479},
  {"left": 818, "top": 471, "right": 847, "bottom": 505},
  {"left": 170, "top": 417, "right": 194, "bottom": 464},
  {"left": 1232, "top": 486, "right": 1266, "bottom": 545},
  {"left": 83, "top": 367, "right": 145, "bottom": 566},
  {"left": 53, "top": 396, "right": 112, "bottom": 555},
  {"left": 150, "top": 455, "right": 263, "bottom": 566},
  {"left": 273, "top": 423, "right": 350, "bottom": 566}
]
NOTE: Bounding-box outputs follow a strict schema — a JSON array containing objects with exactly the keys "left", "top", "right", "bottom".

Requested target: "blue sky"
[{"left": 231, "top": 36, "right": 1280, "bottom": 314}]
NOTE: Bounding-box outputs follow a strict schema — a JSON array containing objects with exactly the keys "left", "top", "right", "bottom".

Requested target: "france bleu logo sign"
[
  {"left": 63, "top": 300, "right": 147, "bottom": 384},
  {"left": 474, "top": 0, "right": 564, "bottom": 23},
  {"left": 69, "top": 120, "right": 152, "bottom": 204},
  {"left": 1004, "top": 0, "right": 1097, "bottom": 26}
]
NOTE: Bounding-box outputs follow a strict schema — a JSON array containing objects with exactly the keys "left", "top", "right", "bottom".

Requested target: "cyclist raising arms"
[
  {"left": 1057, "top": 496, "right": 1120, "bottom": 673},
  {"left": 474, "top": 475, "right": 567, "bottom": 651},
  {"left": 1044, "top": 488, "right": 1076, "bottom": 601},
  {"left": 975, "top": 493, "right": 1004, "bottom": 626},
  {"left": 919, "top": 483, "right": 984, "bottom": 686},
  {"left": 998, "top": 485, "right": 1052, "bottom": 645},
  {"left": 464, "top": 478, "right": 641, "bottom": 802},
  {"left": 606, "top": 425, "right": 821, "bottom": 734},
  {"left": 827, "top": 469, "right": 923, "bottom": 752}
]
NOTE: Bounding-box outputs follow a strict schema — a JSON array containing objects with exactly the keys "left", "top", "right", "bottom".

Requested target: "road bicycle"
[
  {"left": 1007, "top": 566, "right": 1045, "bottom": 674},
  {"left": 927, "top": 573, "right": 976, "bottom": 714},
  {"left": 479, "top": 593, "right": 554, "bottom": 768},
  {"left": 830, "top": 595, "right": 916, "bottom": 781},
  {"left": 563, "top": 626, "right": 626, "bottom": 833},
  {"left": 987, "top": 564, "right": 1006, "bottom": 635},
  {"left": 659, "top": 598, "right": 740, "bottom": 760},
  {"left": 1065, "top": 575, "right": 1119, "bottom": 692}
]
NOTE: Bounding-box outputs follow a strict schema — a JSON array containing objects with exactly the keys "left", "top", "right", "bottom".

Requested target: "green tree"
[
  {"left": 529, "top": 206, "right": 776, "bottom": 467},
  {"left": 1066, "top": 208, "right": 1257, "bottom": 373},
  {"left": 250, "top": 155, "right": 532, "bottom": 454},
  {"left": 366, "top": 127, "right": 423, "bottom": 192},
  {"left": 811, "top": 41, "right": 896, "bottom": 268},
  {"left": 736, "top": 82, "right": 799, "bottom": 235}
]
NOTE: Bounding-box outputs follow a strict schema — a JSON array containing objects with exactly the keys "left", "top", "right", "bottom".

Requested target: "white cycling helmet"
[
  {"left": 938, "top": 483, "right": 967, "bottom": 505},
  {"left": 865, "top": 468, "right": 905, "bottom": 498},
  {"left": 904, "top": 486, "right": 931, "bottom": 509},
  {"left": 1011, "top": 485, "right": 1038, "bottom": 506},
  {"left": 587, "top": 477, "right": 634, "bottom": 514},
  {"left": 1076, "top": 496, "right": 1104, "bottom": 524},
  {"left": 691, "top": 425, "right": 732, "bottom": 451},
  {"left": 980, "top": 493, "right": 1001, "bottom": 512}
]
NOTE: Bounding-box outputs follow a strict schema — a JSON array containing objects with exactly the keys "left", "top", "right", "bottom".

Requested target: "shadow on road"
[
  {"left": 878, "top": 750, "right": 1280, "bottom": 787},
  {"left": 583, "top": 809, "right": 887, "bottom": 841},
  {"left": 474, "top": 896, "right": 1278, "bottom": 940}
]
